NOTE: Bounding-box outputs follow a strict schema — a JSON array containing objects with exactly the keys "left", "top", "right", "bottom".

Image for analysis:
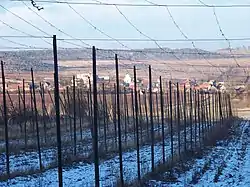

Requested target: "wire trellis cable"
[
  {"left": 197, "top": 0, "right": 250, "bottom": 83},
  {"left": 2, "top": 36, "right": 247, "bottom": 42},
  {"left": 0, "top": 19, "right": 36, "bottom": 38},
  {"left": 11, "top": 0, "right": 250, "bottom": 8},
  {"left": 0, "top": 3, "right": 92, "bottom": 49},
  {"left": 22, "top": 0, "right": 91, "bottom": 47},
  {"left": 0, "top": 37, "right": 42, "bottom": 49},
  {"left": 2, "top": 34, "right": 249, "bottom": 79},
  {"left": 66, "top": 2, "right": 189, "bottom": 76},
  {"left": 212, "top": 8, "right": 242, "bottom": 68},
  {"left": 144, "top": 0, "right": 224, "bottom": 75},
  {"left": 0, "top": 18, "right": 56, "bottom": 49},
  {"left": 211, "top": 6, "right": 249, "bottom": 83},
  {"left": 3, "top": 0, "right": 248, "bottom": 81},
  {"left": 197, "top": 1, "right": 245, "bottom": 70},
  {"left": 113, "top": 3, "right": 206, "bottom": 76},
  {"left": 0, "top": 46, "right": 51, "bottom": 50},
  {"left": 0, "top": 4, "right": 52, "bottom": 46},
  {"left": 20, "top": 1, "right": 153, "bottom": 76}
]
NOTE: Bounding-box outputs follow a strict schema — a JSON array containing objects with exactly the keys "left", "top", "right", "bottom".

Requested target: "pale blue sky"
[{"left": 0, "top": 0, "right": 250, "bottom": 50}]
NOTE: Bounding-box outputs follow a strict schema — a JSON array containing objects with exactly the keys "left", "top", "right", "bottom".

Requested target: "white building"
[
  {"left": 124, "top": 74, "right": 132, "bottom": 84},
  {"left": 98, "top": 75, "right": 110, "bottom": 81},
  {"left": 76, "top": 73, "right": 91, "bottom": 85}
]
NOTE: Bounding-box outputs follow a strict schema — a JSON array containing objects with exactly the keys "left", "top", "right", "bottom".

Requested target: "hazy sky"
[{"left": 0, "top": 0, "right": 250, "bottom": 50}]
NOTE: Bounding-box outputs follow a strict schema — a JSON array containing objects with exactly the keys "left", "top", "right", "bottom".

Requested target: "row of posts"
[{"left": 0, "top": 35, "right": 233, "bottom": 186}]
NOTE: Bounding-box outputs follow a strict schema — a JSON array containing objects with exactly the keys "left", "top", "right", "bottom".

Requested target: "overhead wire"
[
  {"left": 0, "top": 46, "right": 50, "bottom": 50},
  {"left": 51, "top": 37, "right": 250, "bottom": 42},
  {"left": 144, "top": 0, "right": 224, "bottom": 76},
  {"left": 4, "top": 0, "right": 249, "bottom": 81},
  {"left": 0, "top": 4, "right": 53, "bottom": 47},
  {"left": 0, "top": 3, "right": 96, "bottom": 76},
  {"left": 0, "top": 37, "right": 42, "bottom": 49},
  {"left": 0, "top": 3, "right": 91, "bottom": 49},
  {"left": 66, "top": 2, "right": 134, "bottom": 77},
  {"left": 0, "top": 25, "right": 44, "bottom": 49},
  {"left": 213, "top": 8, "right": 243, "bottom": 68},
  {"left": 1, "top": 35, "right": 250, "bottom": 56},
  {"left": 197, "top": 1, "right": 248, "bottom": 84},
  {"left": 197, "top": 0, "right": 242, "bottom": 69},
  {"left": 66, "top": 2, "right": 190, "bottom": 77},
  {"left": 197, "top": 0, "right": 249, "bottom": 83},
  {"left": 66, "top": 0, "right": 250, "bottom": 80},
  {"left": 112, "top": 1, "right": 206, "bottom": 77},
  {"left": 67, "top": 3, "right": 130, "bottom": 50},
  {"left": 20, "top": 1, "right": 153, "bottom": 77},
  {"left": 0, "top": 5, "right": 229, "bottom": 79},
  {"left": 0, "top": 20, "right": 41, "bottom": 49},
  {"left": 0, "top": 17, "right": 58, "bottom": 50},
  {"left": 16, "top": 0, "right": 237, "bottom": 78},
  {"left": 0, "top": 4, "right": 48, "bottom": 35},
  {"left": 11, "top": 0, "right": 250, "bottom": 8},
  {"left": 38, "top": 12, "right": 126, "bottom": 77},
  {"left": 0, "top": 18, "right": 38, "bottom": 37},
  {"left": 21, "top": 0, "right": 91, "bottom": 47}
]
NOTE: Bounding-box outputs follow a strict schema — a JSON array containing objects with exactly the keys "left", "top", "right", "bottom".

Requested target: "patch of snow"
[{"left": 147, "top": 120, "right": 250, "bottom": 187}]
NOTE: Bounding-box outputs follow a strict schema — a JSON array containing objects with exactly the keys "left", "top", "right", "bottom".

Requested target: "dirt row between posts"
[{"left": 143, "top": 119, "right": 249, "bottom": 187}]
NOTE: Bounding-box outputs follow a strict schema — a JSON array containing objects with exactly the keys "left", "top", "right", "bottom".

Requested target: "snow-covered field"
[
  {"left": 0, "top": 123, "right": 165, "bottom": 176},
  {"left": 147, "top": 120, "right": 250, "bottom": 187},
  {"left": 1, "top": 118, "right": 191, "bottom": 179},
  {"left": 0, "top": 124, "right": 190, "bottom": 186},
  {"left": 0, "top": 119, "right": 244, "bottom": 187},
  {"left": 0, "top": 141, "right": 168, "bottom": 186}
]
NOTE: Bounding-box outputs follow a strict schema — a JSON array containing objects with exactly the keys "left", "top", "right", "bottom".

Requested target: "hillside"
[{"left": 1, "top": 47, "right": 250, "bottom": 72}]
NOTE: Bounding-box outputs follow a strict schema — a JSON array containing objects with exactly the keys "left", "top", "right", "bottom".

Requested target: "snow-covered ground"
[
  {"left": 0, "top": 140, "right": 169, "bottom": 186},
  {"left": 0, "top": 123, "right": 190, "bottom": 186},
  {"left": 147, "top": 120, "right": 250, "bottom": 187},
  {"left": 0, "top": 119, "right": 237, "bottom": 186},
  {"left": 0, "top": 123, "right": 164, "bottom": 176},
  {"left": 0, "top": 148, "right": 56, "bottom": 175},
  {"left": 1, "top": 118, "right": 189, "bottom": 178}
]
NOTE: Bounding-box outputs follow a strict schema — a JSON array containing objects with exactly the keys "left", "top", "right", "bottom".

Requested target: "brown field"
[{"left": 3, "top": 57, "right": 250, "bottom": 84}]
